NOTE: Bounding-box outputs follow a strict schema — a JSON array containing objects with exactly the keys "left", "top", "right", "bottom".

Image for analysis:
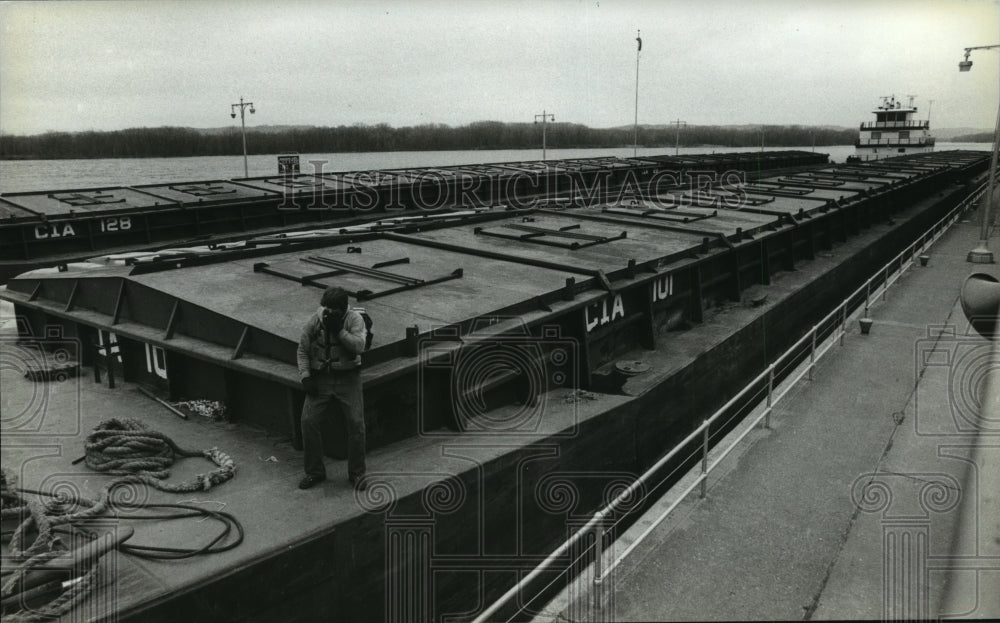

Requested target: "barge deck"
[
  {"left": 0, "top": 149, "right": 990, "bottom": 622},
  {"left": 0, "top": 150, "right": 828, "bottom": 281}
]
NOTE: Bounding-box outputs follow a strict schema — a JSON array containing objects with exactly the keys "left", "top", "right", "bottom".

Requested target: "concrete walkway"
[{"left": 554, "top": 208, "right": 999, "bottom": 621}]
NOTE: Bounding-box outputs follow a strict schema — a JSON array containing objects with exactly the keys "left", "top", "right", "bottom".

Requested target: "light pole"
[
  {"left": 959, "top": 45, "right": 1000, "bottom": 264},
  {"left": 633, "top": 30, "right": 642, "bottom": 158},
  {"left": 534, "top": 111, "right": 555, "bottom": 160},
  {"left": 230, "top": 96, "right": 255, "bottom": 178},
  {"left": 670, "top": 119, "right": 687, "bottom": 156}
]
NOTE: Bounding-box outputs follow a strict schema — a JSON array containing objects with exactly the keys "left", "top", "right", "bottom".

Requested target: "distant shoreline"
[
  {"left": 0, "top": 143, "right": 860, "bottom": 162},
  {"left": 4, "top": 141, "right": 994, "bottom": 162},
  {"left": 0, "top": 122, "right": 865, "bottom": 161}
]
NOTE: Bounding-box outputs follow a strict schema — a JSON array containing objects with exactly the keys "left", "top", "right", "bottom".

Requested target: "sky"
[{"left": 1, "top": 0, "right": 998, "bottom": 136}]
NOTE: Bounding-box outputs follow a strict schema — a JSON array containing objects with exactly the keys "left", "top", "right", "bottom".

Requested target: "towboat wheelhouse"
[{"left": 853, "top": 95, "right": 935, "bottom": 162}]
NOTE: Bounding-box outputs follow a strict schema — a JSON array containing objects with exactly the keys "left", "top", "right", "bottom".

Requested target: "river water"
[{"left": 0, "top": 143, "right": 989, "bottom": 194}]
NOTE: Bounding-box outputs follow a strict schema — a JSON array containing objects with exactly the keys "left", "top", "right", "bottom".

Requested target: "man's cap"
[{"left": 321, "top": 286, "right": 349, "bottom": 310}]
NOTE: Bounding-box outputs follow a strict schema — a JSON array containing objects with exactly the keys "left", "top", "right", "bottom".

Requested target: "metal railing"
[
  {"left": 473, "top": 180, "right": 989, "bottom": 623},
  {"left": 856, "top": 137, "right": 936, "bottom": 147},
  {"left": 860, "top": 121, "right": 930, "bottom": 130}
]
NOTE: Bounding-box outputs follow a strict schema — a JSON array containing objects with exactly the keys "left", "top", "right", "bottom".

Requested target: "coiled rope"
[
  {"left": 1, "top": 419, "right": 241, "bottom": 622},
  {"left": 83, "top": 418, "right": 235, "bottom": 493}
]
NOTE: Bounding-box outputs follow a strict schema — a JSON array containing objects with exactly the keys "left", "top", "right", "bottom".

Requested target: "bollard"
[
  {"left": 859, "top": 317, "right": 874, "bottom": 335},
  {"left": 919, "top": 254, "right": 929, "bottom": 267}
]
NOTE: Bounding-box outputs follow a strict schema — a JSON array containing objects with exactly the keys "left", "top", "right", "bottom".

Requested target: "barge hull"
[{"left": 0, "top": 150, "right": 989, "bottom": 622}]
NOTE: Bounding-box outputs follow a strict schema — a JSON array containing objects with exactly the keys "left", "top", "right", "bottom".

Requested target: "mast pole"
[{"left": 633, "top": 30, "right": 641, "bottom": 158}]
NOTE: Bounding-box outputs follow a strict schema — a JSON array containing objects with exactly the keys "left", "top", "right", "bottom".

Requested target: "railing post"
[
  {"left": 700, "top": 420, "right": 709, "bottom": 498},
  {"left": 808, "top": 325, "right": 817, "bottom": 380},
  {"left": 865, "top": 280, "right": 871, "bottom": 318},
  {"left": 839, "top": 303, "right": 846, "bottom": 346},
  {"left": 764, "top": 364, "right": 775, "bottom": 428},
  {"left": 592, "top": 511, "right": 605, "bottom": 622},
  {"left": 882, "top": 265, "right": 889, "bottom": 301}
]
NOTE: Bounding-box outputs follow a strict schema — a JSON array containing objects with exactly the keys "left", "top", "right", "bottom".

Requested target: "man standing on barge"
[{"left": 297, "top": 286, "right": 368, "bottom": 491}]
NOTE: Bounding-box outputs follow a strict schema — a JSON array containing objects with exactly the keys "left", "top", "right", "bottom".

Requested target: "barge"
[
  {"left": 0, "top": 149, "right": 990, "bottom": 622},
  {"left": 0, "top": 150, "right": 828, "bottom": 282}
]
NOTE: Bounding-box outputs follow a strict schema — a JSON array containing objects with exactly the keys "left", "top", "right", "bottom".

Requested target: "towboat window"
[{"left": 871, "top": 132, "right": 881, "bottom": 140}]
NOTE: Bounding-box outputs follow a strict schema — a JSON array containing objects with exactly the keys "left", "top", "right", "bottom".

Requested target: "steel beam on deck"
[
  {"left": 382, "top": 231, "right": 598, "bottom": 277},
  {"left": 610, "top": 202, "right": 725, "bottom": 221},
  {"left": 747, "top": 181, "right": 815, "bottom": 194},
  {"left": 475, "top": 223, "right": 627, "bottom": 250},
  {"left": 536, "top": 208, "right": 722, "bottom": 235},
  {"left": 742, "top": 186, "right": 833, "bottom": 201},
  {"left": 63, "top": 280, "right": 79, "bottom": 312},
  {"left": 759, "top": 239, "right": 771, "bottom": 285},
  {"left": 111, "top": 280, "right": 125, "bottom": 325},
  {"left": 254, "top": 255, "right": 463, "bottom": 301},
  {"left": 164, "top": 301, "right": 180, "bottom": 340},
  {"left": 777, "top": 176, "right": 848, "bottom": 190},
  {"left": 302, "top": 256, "right": 422, "bottom": 286}
]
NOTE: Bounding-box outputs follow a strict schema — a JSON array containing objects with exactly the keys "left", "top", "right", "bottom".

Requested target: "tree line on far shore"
[
  {"left": 951, "top": 132, "right": 995, "bottom": 143},
  {"left": 0, "top": 122, "right": 862, "bottom": 160}
]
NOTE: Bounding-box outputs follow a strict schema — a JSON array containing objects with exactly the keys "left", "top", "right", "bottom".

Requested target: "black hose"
[{"left": 15, "top": 488, "right": 245, "bottom": 561}]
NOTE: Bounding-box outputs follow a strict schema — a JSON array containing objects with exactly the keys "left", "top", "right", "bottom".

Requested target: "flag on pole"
[{"left": 636, "top": 35, "right": 642, "bottom": 52}]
